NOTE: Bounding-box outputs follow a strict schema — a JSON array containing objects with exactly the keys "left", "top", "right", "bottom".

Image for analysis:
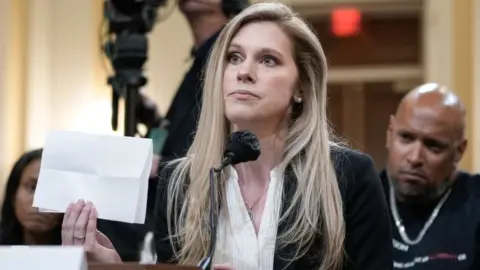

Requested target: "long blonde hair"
[{"left": 166, "top": 2, "right": 345, "bottom": 269}]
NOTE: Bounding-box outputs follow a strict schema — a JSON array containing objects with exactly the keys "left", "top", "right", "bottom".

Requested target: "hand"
[
  {"left": 150, "top": 154, "right": 160, "bottom": 178},
  {"left": 136, "top": 93, "right": 161, "bottom": 128},
  {"left": 62, "top": 200, "right": 122, "bottom": 263},
  {"left": 213, "top": 264, "right": 235, "bottom": 270}
]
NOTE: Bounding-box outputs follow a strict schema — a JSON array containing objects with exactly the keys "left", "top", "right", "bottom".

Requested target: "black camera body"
[{"left": 103, "top": 0, "right": 165, "bottom": 136}]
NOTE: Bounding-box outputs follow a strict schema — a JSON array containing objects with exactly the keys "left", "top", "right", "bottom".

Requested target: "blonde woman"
[{"left": 61, "top": 2, "right": 392, "bottom": 269}]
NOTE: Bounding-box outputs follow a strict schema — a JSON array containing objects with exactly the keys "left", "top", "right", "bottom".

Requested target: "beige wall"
[
  {"left": 474, "top": 0, "right": 480, "bottom": 172},
  {"left": 423, "top": 0, "right": 480, "bottom": 172},
  {"left": 24, "top": 0, "right": 95, "bottom": 152},
  {"left": 0, "top": 0, "right": 10, "bottom": 184},
  {"left": 423, "top": 0, "right": 453, "bottom": 87},
  {"left": 0, "top": 0, "right": 28, "bottom": 186}
]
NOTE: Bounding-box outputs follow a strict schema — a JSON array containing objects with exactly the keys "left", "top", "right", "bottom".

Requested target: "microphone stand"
[{"left": 197, "top": 166, "right": 225, "bottom": 270}]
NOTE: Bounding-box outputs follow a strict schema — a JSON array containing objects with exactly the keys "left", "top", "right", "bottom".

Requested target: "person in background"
[
  {"left": 61, "top": 3, "right": 392, "bottom": 269},
  {"left": 140, "top": 0, "right": 249, "bottom": 163},
  {"left": 157, "top": 0, "right": 246, "bottom": 162},
  {"left": 0, "top": 149, "right": 140, "bottom": 259},
  {"left": 0, "top": 149, "right": 115, "bottom": 251},
  {"left": 0, "top": 149, "right": 61, "bottom": 245},
  {"left": 381, "top": 83, "right": 480, "bottom": 269},
  {"left": 140, "top": 0, "right": 249, "bottom": 217}
]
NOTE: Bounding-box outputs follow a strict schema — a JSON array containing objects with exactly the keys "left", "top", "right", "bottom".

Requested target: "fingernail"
[{"left": 86, "top": 201, "right": 92, "bottom": 206}]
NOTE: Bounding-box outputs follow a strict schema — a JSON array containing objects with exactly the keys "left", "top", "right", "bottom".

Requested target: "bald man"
[{"left": 380, "top": 83, "right": 480, "bottom": 269}]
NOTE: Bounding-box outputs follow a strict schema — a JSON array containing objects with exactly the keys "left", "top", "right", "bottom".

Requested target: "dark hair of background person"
[{"left": 0, "top": 149, "right": 62, "bottom": 245}]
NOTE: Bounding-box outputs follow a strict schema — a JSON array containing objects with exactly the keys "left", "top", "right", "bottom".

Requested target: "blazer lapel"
[{"left": 273, "top": 166, "right": 299, "bottom": 270}]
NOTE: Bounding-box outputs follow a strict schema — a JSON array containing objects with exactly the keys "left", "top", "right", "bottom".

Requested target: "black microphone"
[
  {"left": 215, "top": 130, "right": 261, "bottom": 172},
  {"left": 197, "top": 130, "right": 261, "bottom": 270}
]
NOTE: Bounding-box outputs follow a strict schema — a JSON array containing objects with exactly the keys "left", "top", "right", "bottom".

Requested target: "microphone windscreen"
[{"left": 225, "top": 131, "right": 261, "bottom": 165}]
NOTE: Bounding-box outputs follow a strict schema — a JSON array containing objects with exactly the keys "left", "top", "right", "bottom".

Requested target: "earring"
[{"left": 295, "top": 97, "right": 302, "bottom": 103}]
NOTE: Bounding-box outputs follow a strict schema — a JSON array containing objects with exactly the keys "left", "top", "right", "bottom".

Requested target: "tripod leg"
[{"left": 124, "top": 86, "right": 138, "bottom": 137}]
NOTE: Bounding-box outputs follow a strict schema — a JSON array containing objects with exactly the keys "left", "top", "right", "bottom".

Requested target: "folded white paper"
[
  {"left": 0, "top": 246, "right": 87, "bottom": 270},
  {"left": 33, "top": 130, "right": 153, "bottom": 224}
]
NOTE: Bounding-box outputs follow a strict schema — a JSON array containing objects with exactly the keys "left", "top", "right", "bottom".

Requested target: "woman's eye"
[
  {"left": 262, "top": 56, "right": 278, "bottom": 66},
  {"left": 228, "top": 53, "right": 242, "bottom": 64}
]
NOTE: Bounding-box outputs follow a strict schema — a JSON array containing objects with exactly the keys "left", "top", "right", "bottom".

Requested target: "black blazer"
[{"left": 154, "top": 147, "right": 393, "bottom": 269}]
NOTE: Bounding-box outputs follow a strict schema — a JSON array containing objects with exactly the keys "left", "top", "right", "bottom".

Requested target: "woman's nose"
[{"left": 237, "top": 60, "right": 256, "bottom": 84}]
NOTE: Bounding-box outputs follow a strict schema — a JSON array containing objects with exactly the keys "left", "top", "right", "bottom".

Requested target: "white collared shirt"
[{"left": 213, "top": 166, "right": 284, "bottom": 270}]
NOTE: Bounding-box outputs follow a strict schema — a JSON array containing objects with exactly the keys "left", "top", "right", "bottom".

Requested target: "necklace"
[
  {"left": 389, "top": 185, "right": 451, "bottom": 245},
  {"left": 245, "top": 203, "right": 256, "bottom": 222},
  {"left": 244, "top": 191, "right": 268, "bottom": 222}
]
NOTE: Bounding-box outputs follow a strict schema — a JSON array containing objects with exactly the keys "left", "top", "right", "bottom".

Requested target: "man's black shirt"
[
  {"left": 380, "top": 170, "right": 480, "bottom": 270},
  {"left": 146, "top": 31, "right": 222, "bottom": 215},
  {"left": 160, "top": 31, "right": 221, "bottom": 162}
]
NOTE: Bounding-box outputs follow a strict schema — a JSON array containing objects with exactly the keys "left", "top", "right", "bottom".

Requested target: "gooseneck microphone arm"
[
  {"left": 197, "top": 166, "right": 223, "bottom": 270},
  {"left": 213, "top": 154, "right": 233, "bottom": 173},
  {"left": 197, "top": 154, "right": 236, "bottom": 269}
]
